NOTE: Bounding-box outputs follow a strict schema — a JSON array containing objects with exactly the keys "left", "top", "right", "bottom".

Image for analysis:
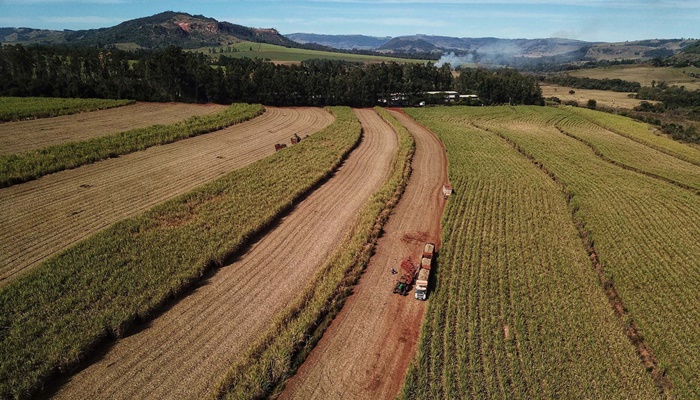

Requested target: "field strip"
[
  {"left": 0, "top": 102, "right": 228, "bottom": 155},
  {"left": 563, "top": 106, "right": 700, "bottom": 167},
  {"left": 555, "top": 125, "right": 700, "bottom": 193},
  {"left": 52, "top": 108, "right": 398, "bottom": 399},
  {"left": 280, "top": 110, "right": 447, "bottom": 400},
  {"left": 0, "top": 107, "right": 332, "bottom": 286},
  {"left": 399, "top": 106, "right": 659, "bottom": 398}
]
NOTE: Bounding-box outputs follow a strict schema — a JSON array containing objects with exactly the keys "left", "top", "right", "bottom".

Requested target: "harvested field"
[
  {"left": 0, "top": 102, "right": 227, "bottom": 155},
  {"left": 567, "top": 66, "right": 700, "bottom": 90},
  {"left": 52, "top": 108, "right": 397, "bottom": 399},
  {"left": 280, "top": 110, "right": 447, "bottom": 399},
  {"left": 0, "top": 107, "right": 332, "bottom": 285}
]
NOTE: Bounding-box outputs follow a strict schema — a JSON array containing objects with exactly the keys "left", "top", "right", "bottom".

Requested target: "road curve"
[
  {"left": 280, "top": 109, "right": 448, "bottom": 400},
  {"left": 0, "top": 107, "right": 333, "bottom": 286},
  {"left": 50, "top": 109, "right": 398, "bottom": 399}
]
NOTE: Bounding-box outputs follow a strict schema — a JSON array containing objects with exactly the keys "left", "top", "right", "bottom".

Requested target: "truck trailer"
[{"left": 415, "top": 243, "right": 434, "bottom": 300}]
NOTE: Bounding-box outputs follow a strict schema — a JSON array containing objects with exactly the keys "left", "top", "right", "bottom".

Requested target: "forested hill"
[{"left": 0, "top": 11, "right": 298, "bottom": 49}]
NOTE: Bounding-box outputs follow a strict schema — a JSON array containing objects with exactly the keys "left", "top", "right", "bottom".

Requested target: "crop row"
[
  {"left": 213, "top": 107, "right": 415, "bottom": 399},
  {"left": 564, "top": 106, "right": 700, "bottom": 167},
  {"left": 447, "top": 106, "right": 700, "bottom": 397},
  {"left": 400, "top": 107, "right": 659, "bottom": 398},
  {"left": 0, "top": 97, "right": 135, "bottom": 122},
  {"left": 0, "top": 103, "right": 263, "bottom": 188},
  {"left": 0, "top": 107, "right": 358, "bottom": 399}
]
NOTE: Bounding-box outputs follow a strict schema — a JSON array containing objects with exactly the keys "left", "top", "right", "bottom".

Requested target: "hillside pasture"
[
  {"left": 567, "top": 65, "right": 700, "bottom": 90},
  {"left": 540, "top": 84, "right": 645, "bottom": 108},
  {"left": 194, "top": 41, "right": 426, "bottom": 64}
]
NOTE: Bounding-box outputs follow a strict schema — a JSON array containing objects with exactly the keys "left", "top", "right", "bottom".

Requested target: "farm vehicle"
[
  {"left": 442, "top": 184, "right": 452, "bottom": 199},
  {"left": 392, "top": 242, "right": 435, "bottom": 300},
  {"left": 275, "top": 133, "right": 302, "bottom": 151},
  {"left": 393, "top": 257, "right": 416, "bottom": 295},
  {"left": 415, "top": 242, "right": 434, "bottom": 301}
]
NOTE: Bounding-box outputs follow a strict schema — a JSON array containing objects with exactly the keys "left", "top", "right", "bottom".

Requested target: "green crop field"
[
  {"left": 567, "top": 65, "right": 700, "bottom": 90},
  {"left": 193, "top": 41, "right": 426, "bottom": 64},
  {"left": 0, "top": 107, "right": 360, "bottom": 399},
  {"left": 0, "top": 97, "right": 134, "bottom": 122},
  {"left": 402, "top": 105, "right": 700, "bottom": 398}
]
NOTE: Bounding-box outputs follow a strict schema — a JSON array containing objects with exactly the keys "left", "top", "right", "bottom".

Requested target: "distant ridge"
[{"left": 0, "top": 11, "right": 298, "bottom": 49}]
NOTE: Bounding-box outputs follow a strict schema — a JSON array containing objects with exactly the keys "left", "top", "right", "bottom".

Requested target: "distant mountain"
[
  {"left": 378, "top": 37, "right": 438, "bottom": 53},
  {"left": 285, "top": 33, "right": 390, "bottom": 50},
  {"left": 284, "top": 33, "right": 697, "bottom": 64},
  {"left": 0, "top": 11, "right": 299, "bottom": 49}
]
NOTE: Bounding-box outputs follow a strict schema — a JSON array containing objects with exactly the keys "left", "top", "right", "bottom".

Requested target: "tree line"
[{"left": 0, "top": 44, "right": 543, "bottom": 107}]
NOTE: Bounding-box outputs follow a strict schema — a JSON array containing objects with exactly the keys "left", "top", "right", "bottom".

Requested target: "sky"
[{"left": 0, "top": 0, "right": 698, "bottom": 43}]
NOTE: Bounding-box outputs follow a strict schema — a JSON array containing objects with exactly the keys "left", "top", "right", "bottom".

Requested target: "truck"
[
  {"left": 415, "top": 243, "right": 435, "bottom": 300},
  {"left": 442, "top": 184, "right": 453, "bottom": 199}
]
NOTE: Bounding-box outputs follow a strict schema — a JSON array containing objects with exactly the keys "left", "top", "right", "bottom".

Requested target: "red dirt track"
[
  {"left": 0, "top": 107, "right": 332, "bottom": 286},
  {"left": 0, "top": 102, "right": 228, "bottom": 155},
  {"left": 51, "top": 109, "right": 398, "bottom": 399},
  {"left": 280, "top": 110, "right": 448, "bottom": 399}
]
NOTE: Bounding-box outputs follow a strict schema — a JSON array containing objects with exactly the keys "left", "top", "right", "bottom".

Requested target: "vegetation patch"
[
  {"left": 0, "top": 103, "right": 263, "bottom": 187},
  {"left": 213, "top": 107, "right": 414, "bottom": 399},
  {"left": 0, "top": 107, "right": 358, "bottom": 399},
  {"left": 0, "top": 97, "right": 134, "bottom": 122},
  {"left": 415, "top": 106, "right": 700, "bottom": 397},
  {"left": 400, "top": 106, "right": 658, "bottom": 398}
]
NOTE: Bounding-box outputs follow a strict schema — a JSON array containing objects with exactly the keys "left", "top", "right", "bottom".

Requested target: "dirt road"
[
  {"left": 0, "top": 107, "right": 332, "bottom": 285},
  {"left": 280, "top": 110, "right": 448, "bottom": 400},
  {"left": 51, "top": 109, "right": 398, "bottom": 399},
  {"left": 0, "top": 102, "right": 228, "bottom": 155}
]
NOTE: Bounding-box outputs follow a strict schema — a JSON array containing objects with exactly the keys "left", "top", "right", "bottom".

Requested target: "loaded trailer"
[{"left": 415, "top": 243, "right": 434, "bottom": 300}]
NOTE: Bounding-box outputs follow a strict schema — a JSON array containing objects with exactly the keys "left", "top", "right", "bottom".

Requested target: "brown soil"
[
  {"left": 0, "top": 107, "right": 333, "bottom": 286},
  {"left": 279, "top": 110, "right": 448, "bottom": 400},
  {"left": 0, "top": 102, "right": 229, "bottom": 156},
  {"left": 50, "top": 108, "right": 398, "bottom": 399}
]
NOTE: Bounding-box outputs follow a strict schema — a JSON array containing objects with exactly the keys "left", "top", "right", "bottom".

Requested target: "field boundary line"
[
  {"left": 0, "top": 103, "right": 264, "bottom": 188},
  {"left": 213, "top": 107, "right": 415, "bottom": 399},
  {"left": 555, "top": 125, "right": 700, "bottom": 195},
  {"left": 472, "top": 121, "right": 673, "bottom": 396}
]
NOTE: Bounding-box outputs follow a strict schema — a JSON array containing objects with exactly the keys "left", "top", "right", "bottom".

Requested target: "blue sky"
[{"left": 0, "top": 0, "right": 698, "bottom": 42}]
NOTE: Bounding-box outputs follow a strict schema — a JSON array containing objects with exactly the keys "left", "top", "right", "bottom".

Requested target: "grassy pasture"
[
  {"left": 193, "top": 41, "right": 426, "bottom": 64},
  {"left": 540, "top": 84, "right": 646, "bottom": 109},
  {"left": 215, "top": 107, "right": 414, "bottom": 399},
  {"left": 0, "top": 103, "right": 263, "bottom": 187},
  {"left": 421, "top": 105, "right": 700, "bottom": 397},
  {"left": 0, "top": 97, "right": 134, "bottom": 122},
  {"left": 567, "top": 65, "right": 700, "bottom": 90},
  {"left": 401, "top": 106, "right": 658, "bottom": 399},
  {"left": 0, "top": 107, "right": 359, "bottom": 399}
]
